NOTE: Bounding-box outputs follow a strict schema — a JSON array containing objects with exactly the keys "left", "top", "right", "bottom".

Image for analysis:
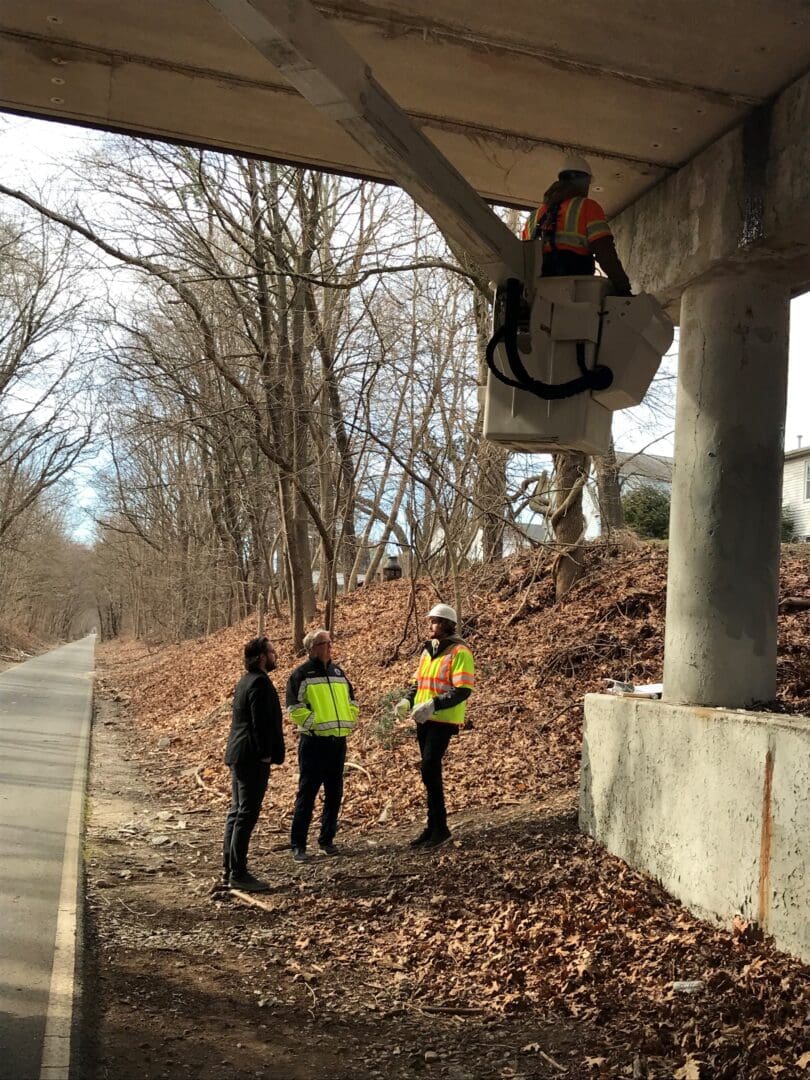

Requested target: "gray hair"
[{"left": 304, "top": 627, "right": 331, "bottom": 652}]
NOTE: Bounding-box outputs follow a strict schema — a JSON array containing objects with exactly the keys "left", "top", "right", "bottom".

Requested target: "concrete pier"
[{"left": 663, "top": 275, "right": 791, "bottom": 707}]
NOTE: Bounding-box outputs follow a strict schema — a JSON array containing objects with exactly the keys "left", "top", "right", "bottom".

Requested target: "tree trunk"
[
  {"left": 551, "top": 451, "right": 590, "bottom": 599},
  {"left": 594, "top": 436, "right": 624, "bottom": 535}
]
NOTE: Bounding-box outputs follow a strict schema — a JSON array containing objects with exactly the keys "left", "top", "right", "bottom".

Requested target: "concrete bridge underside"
[{"left": 1, "top": 1, "right": 808, "bottom": 958}]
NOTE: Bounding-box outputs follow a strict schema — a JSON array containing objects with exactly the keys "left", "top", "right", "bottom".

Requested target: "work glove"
[
  {"left": 394, "top": 698, "right": 411, "bottom": 719},
  {"left": 411, "top": 700, "right": 435, "bottom": 725}
]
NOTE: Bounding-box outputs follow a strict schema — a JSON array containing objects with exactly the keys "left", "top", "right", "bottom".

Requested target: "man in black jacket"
[{"left": 222, "top": 636, "right": 285, "bottom": 891}]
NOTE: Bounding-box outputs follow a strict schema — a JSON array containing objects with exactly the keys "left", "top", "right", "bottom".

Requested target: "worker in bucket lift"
[{"left": 522, "top": 155, "right": 632, "bottom": 296}]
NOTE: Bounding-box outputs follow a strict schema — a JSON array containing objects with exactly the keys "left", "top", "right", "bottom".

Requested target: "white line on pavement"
[{"left": 38, "top": 657, "right": 94, "bottom": 1080}]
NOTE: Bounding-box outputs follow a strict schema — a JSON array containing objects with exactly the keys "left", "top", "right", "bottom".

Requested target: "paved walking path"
[{"left": 0, "top": 637, "right": 95, "bottom": 1080}]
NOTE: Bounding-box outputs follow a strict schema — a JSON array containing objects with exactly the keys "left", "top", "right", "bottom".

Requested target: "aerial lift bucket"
[{"left": 483, "top": 261, "right": 674, "bottom": 454}]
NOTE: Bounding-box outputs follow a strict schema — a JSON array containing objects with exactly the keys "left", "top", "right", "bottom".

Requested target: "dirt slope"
[
  {"left": 94, "top": 543, "right": 810, "bottom": 1078},
  {"left": 99, "top": 543, "right": 809, "bottom": 833}
]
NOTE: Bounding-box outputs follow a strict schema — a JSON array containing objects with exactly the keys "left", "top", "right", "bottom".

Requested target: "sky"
[{"left": 0, "top": 113, "right": 807, "bottom": 531}]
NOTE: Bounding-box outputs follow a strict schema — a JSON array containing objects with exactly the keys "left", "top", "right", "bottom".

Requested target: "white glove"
[
  {"left": 394, "top": 698, "right": 411, "bottom": 719},
  {"left": 411, "top": 700, "right": 435, "bottom": 725}
]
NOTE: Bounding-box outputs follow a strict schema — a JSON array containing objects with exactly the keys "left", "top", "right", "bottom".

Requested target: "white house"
[{"left": 783, "top": 445, "right": 810, "bottom": 541}]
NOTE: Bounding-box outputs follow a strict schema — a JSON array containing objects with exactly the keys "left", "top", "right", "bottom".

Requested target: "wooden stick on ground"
[
  {"left": 418, "top": 1005, "right": 487, "bottom": 1016},
  {"left": 194, "top": 765, "right": 228, "bottom": 800},
  {"left": 345, "top": 760, "right": 372, "bottom": 780},
  {"left": 229, "top": 890, "right": 277, "bottom": 914},
  {"left": 779, "top": 596, "right": 810, "bottom": 613}
]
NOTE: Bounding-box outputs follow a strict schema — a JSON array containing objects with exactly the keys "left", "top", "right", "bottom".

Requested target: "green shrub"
[
  {"left": 781, "top": 505, "right": 796, "bottom": 542},
  {"left": 369, "top": 688, "right": 414, "bottom": 750},
  {"left": 622, "top": 484, "right": 671, "bottom": 540}
]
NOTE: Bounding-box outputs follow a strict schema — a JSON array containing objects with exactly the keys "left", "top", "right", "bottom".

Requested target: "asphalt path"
[{"left": 0, "top": 637, "right": 95, "bottom": 1080}]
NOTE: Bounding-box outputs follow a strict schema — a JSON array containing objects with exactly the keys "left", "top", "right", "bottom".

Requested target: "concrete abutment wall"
[{"left": 580, "top": 695, "right": 810, "bottom": 962}]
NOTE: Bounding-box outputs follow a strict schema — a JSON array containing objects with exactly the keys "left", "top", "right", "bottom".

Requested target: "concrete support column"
[{"left": 664, "top": 274, "right": 790, "bottom": 707}]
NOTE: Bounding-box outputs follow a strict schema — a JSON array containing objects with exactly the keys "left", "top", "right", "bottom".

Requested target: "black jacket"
[{"left": 224, "top": 670, "right": 286, "bottom": 766}]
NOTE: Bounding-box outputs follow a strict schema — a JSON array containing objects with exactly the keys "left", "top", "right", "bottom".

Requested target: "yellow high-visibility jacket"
[{"left": 286, "top": 657, "right": 358, "bottom": 738}]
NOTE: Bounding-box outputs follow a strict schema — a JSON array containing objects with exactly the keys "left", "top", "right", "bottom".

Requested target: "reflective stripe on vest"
[
  {"left": 523, "top": 198, "right": 611, "bottom": 253},
  {"left": 288, "top": 672, "right": 358, "bottom": 737},
  {"left": 415, "top": 644, "right": 475, "bottom": 725}
]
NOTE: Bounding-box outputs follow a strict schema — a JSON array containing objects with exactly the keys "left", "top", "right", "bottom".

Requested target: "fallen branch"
[
  {"left": 117, "top": 897, "right": 158, "bottom": 918},
  {"left": 540, "top": 701, "right": 582, "bottom": 729},
  {"left": 538, "top": 1049, "right": 566, "bottom": 1072},
  {"left": 229, "top": 890, "right": 277, "bottom": 914},
  {"left": 779, "top": 596, "right": 810, "bottom": 613},
  {"left": 345, "top": 760, "right": 372, "bottom": 781},
  {"left": 418, "top": 1005, "right": 487, "bottom": 1016},
  {"left": 194, "top": 766, "right": 228, "bottom": 800}
]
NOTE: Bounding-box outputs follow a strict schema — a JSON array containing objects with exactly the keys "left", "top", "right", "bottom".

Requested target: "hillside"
[
  {"left": 99, "top": 543, "right": 809, "bottom": 830},
  {"left": 0, "top": 619, "right": 47, "bottom": 665},
  {"left": 95, "top": 542, "right": 810, "bottom": 1079}
]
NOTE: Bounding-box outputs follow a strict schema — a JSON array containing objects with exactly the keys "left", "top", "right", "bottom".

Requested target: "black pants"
[
  {"left": 290, "top": 735, "right": 347, "bottom": 849},
  {"left": 222, "top": 760, "right": 270, "bottom": 876},
  {"left": 541, "top": 250, "right": 595, "bottom": 277},
  {"left": 417, "top": 721, "right": 455, "bottom": 833}
]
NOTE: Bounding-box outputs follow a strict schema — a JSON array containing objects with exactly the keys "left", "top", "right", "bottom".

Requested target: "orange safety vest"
[
  {"left": 415, "top": 642, "right": 475, "bottom": 726},
  {"left": 522, "top": 196, "right": 612, "bottom": 255}
]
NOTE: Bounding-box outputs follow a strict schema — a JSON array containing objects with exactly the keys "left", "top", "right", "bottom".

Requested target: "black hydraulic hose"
[{"left": 485, "top": 278, "right": 613, "bottom": 401}]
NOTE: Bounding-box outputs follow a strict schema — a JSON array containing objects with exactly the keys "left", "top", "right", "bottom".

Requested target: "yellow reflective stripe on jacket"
[
  {"left": 288, "top": 673, "right": 357, "bottom": 737},
  {"left": 554, "top": 199, "right": 590, "bottom": 254},
  {"left": 415, "top": 643, "right": 475, "bottom": 725}
]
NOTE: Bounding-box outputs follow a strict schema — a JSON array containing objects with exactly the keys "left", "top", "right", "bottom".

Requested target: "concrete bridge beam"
[{"left": 612, "top": 69, "right": 810, "bottom": 313}]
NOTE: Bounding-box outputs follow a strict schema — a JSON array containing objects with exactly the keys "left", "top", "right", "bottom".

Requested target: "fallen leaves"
[
  {"left": 673, "top": 1056, "right": 703, "bottom": 1079},
  {"left": 97, "top": 543, "right": 810, "bottom": 1078}
]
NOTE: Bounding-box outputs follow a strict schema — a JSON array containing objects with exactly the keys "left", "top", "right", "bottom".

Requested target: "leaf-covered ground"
[
  {"left": 0, "top": 618, "right": 47, "bottom": 662},
  {"left": 97, "top": 543, "right": 810, "bottom": 1078}
]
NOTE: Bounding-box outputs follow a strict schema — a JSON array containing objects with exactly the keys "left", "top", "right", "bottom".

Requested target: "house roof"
[
  {"left": 615, "top": 451, "right": 674, "bottom": 485},
  {"left": 784, "top": 445, "right": 810, "bottom": 462}
]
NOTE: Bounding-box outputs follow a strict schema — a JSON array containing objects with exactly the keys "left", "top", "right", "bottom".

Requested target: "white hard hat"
[
  {"left": 428, "top": 603, "right": 458, "bottom": 623},
  {"left": 559, "top": 154, "right": 593, "bottom": 178}
]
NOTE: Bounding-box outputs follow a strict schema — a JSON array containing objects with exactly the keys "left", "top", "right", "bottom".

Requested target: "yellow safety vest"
[
  {"left": 287, "top": 660, "right": 358, "bottom": 738},
  {"left": 415, "top": 642, "right": 475, "bottom": 726}
]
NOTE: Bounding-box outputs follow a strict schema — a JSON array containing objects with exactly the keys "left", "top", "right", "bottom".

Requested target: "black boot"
[
  {"left": 409, "top": 827, "right": 433, "bottom": 849},
  {"left": 422, "top": 827, "right": 452, "bottom": 850},
  {"left": 228, "top": 869, "right": 270, "bottom": 892}
]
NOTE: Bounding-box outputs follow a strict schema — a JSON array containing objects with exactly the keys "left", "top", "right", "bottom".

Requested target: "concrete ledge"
[
  {"left": 579, "top": 694, "right": 810, "bottom": 962},
  {"left": 612, "top": 68, "right": 810, "bottom": 310}
]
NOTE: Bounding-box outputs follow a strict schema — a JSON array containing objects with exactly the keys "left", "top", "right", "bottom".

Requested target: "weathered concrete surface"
[
  {"left": 580, "top": 694, "right": 810, "bottom": 963},
  {"left": 613, "top": 69, "right": 810, "bottom": 307},
  {"left": 2, "top": 0, "right": 809, "bottom": 213},
  {"left": 663, "top": 274, "right": 790, "bottom": 708}
]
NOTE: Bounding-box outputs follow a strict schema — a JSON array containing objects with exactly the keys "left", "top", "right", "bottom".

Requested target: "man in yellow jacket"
[
  {"left": 398, "top": 604, "right": 475, "bottom": 850},
  {"left": 287, "top": 628, "right": 359, "bottom": 862}
]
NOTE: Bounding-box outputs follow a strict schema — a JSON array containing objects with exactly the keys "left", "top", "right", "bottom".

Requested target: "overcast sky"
[{"left": 0, "top": 113, "right": 807, "bottom": 465}]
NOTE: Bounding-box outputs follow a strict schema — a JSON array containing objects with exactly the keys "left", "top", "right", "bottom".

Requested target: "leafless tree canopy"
[{"left": 0, "top": 137, "right": 675, "bottom": 645}]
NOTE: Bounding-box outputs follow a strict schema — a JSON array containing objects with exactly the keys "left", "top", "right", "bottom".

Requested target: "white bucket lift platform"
[{"left": 483, "top": 258, "right": 674, "bottom": 455}]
